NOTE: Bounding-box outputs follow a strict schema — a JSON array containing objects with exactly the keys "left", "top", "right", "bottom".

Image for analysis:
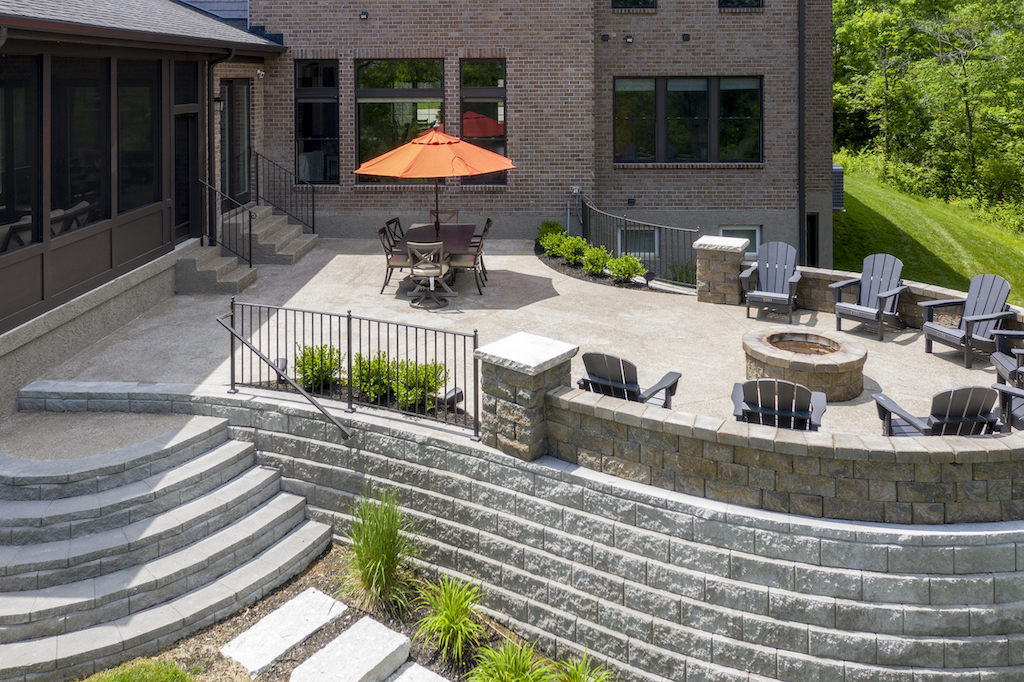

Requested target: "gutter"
[{"left": 206, "top": 49, "right": 236, "bottom": 246}]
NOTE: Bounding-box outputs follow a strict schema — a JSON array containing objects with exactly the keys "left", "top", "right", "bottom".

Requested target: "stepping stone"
[
  {"left": 386, "top": 662, "right": 449, "bottom": 682},
  {"left": 221, "top": 587, "right": 348, "bottom": 677},
  {"left": 290, "top": 616, "right": 410, "bottom": 682}
]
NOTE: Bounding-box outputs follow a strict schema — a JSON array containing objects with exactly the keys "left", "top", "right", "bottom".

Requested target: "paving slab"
[
  {"left": 290, "top": 616, "right": 411, "bottom": 682},
  {"left": 221, "top": 587, "right": 348, "bottom": 677},
  {"left": 385, "top": 662, "right": 450, "bottom": 682}
]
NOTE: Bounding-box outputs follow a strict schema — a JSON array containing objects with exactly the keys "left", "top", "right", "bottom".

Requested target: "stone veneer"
[
  {"left": 694, "top": 236, "right": 748, "bottom": 306},
  {"left": 742, "top": 327, "right": 867, "bottom": 402}
]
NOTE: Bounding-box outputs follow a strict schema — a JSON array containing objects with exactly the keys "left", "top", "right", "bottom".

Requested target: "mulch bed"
[{"left": 533, "top": 241, "right": 650, "bottom": 291}]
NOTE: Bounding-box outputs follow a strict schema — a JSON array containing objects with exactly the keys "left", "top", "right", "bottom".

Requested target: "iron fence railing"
[
  {"left": 224, "top": 299, "right": 479, "bottom": 438},
  {"left": 580, "top": 196, "right": 699, "bottom": 286},
  {"left": 200, "top": 179, "right": 253, "bottom": 267},
  {"left": 253, "top": 150, "right": 316, "bottom": 234}
]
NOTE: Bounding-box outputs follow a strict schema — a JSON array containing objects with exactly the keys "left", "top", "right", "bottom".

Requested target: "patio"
[{"left": 35, "top": 238, "right": 993, "bottom": 437}]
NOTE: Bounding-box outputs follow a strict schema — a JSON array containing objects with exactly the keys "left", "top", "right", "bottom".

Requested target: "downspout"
[
  {"left": 797, "top": 0, "right": 807, "bottom": 264},
  {"left": 206, "top": 48, "right": 235, "bottom": 246}
]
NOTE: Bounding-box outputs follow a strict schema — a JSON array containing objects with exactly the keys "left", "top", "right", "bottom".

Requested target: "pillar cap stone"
[
  {"left": 475, "top": 332, "right": 579, "bottom": 377},
  {"left": 694, "top": 236, "right": 750, "bottom": 253}
]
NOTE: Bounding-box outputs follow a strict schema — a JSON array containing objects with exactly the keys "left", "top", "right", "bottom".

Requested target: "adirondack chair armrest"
[
  {"left": 731, "top": 382, "right": 745, "bottom": 420},
  {"left": 992, "top": 331, "right": 1024, "bottom": 357},
  {"left": 993, "top": 383, "right": 1024, "bottom": 401},
  {"left": 788, "top": 270, "right": 802, "bottom": 286},
  {"left": 809, "top": 391, "right": 827, "bottom": 430},
  {"left": 739, "top": 263, "right": 757, "bottom": 291},
  {"left": 919, "top": 297, "right": 966, "bottom": 323},
  {"left": 640, "top": 371, "right": 682, "bottom": 409},
  {"left": 964, "top": 310, "right": 1015, "bottom": 341},
  {"left": 828, "top": 278, "right": 860, "bottom": 302},
  {"left": 873, "top": 393, "right": 930, "bottom": 435},
  {"left": 876, "top": 284, "right": 907, "bottom": 304}
]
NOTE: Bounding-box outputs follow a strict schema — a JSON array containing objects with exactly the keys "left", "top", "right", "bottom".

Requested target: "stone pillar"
[
  {"left": 475, "top": 332, "right": 579, "bottom": 462},
  {"left": 694, "top": 236, "right": 749, "bottom": 305}
]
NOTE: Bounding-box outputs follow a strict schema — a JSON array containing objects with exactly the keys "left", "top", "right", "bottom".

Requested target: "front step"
[
  {"left": 175, "top": 246, "right": 257, "bottom": 295},
  {"left": 248, "top": 205, "right": 319, "bottom": 265}
]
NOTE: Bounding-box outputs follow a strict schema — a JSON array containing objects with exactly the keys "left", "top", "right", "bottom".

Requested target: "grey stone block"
[
  {"left": 768, "top": 591, "right": 836, "bottom": 628},
  {"left": 623, "top": 583, "right": 680, "bottom": 623},
  {"left": 808, "top": 628, "right": 877, "bottom": 664},
  {"left": 670, "top": 539, "right": 731, "bottom": 576},
  {"left": 875, "top": 634, "right": 942, "bottom": 667},
  {"left": 593, "top": 544, "right": 647, "bottom": 583},
  {"left": 627, "top": 639, "right": 686, "bottom": 682},
  {"left": 653, "top": 620, "right": 713, "bottom": 660},
  {"left": 862, "top": 574, "right": 930, "bottom": 605},
  {"left": 527, "top": 601, "right": 576, "bottom": 641},
  {"left": 598, "top": 601, "right": 652, "bottom": 641},
  {"left": 679, "top": 601, "right": 743, "bottom": 640},
  {"left": 635, "top": 506, "right": 694, "bottom": 540},
  {"left": 546, "top": 582, "right": 599, "bottom": 622},
  {"left": 775, "top": 650, "right": 846, "bottom": 682},
  {"left": 943, "top": 637, "right": 1008, "bottom": 668},
  {"left": 835, "top": 601, "right": 904, "bottom": 635},
  {"left": 472, "top": 481, "right": 517, "bottom": 515},
  {"left": 501, "top": 565, "right": 548, "bottom": 601},
  {"left": 516, "top": 497, "right": 564, "bottom": 528},
  {"left": 742, "top": 613, "right": 808, "bottom": 653},
  {"left": 571, "top": 564, "right": 624, "bottom": 604},
  {"left": 574, "top": 619, "right": 628, "bottom": 661},
  {"left": 903, "top": 605, "right": 970, "bottom": 636},
  {"left": 930, "top": 575, "right": 994, "bottom": 606},
  {"left": 711, "top": 635, "right": 777, "bottom": 678},
  {"left": 543, "top": 528, "right": 593, "bottom": 565},
  {"left": 705, "top": 576, "right": 768, "bottom": 615},
  {"left": 730, "top": 554, "right": 795, "bottom": 591},
  {"left": 582, "top": 489, "right": 636, "bottom": 525},
  {"left": 495, "top": 513, "right": 545, "bottom": 549},
  {"left": 820, "top": 539, "right": 888, "bottom": 572},
  {"left": 693, "top": 518, "right": 755, "bottom": 554},
  {"left": 563, "top": 509, "right": 616, "bottom": 547},
  {"left": 793, "top": 565, "right": 863, "bottom": 600},
  {"left": 645, "top": 561, "right": 705, "bottom": 601},
  {"left": 614, "top": 525, "right": 670, "bottom": 563}
]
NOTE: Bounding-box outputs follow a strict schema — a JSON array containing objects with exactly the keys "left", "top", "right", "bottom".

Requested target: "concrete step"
[
  {"left": 175, "top": 247, "right": 256, "bottom": 295},
  {"left": 220, "top": 587, "right": 348, "bottom": 677},
  {"left": 0, "top": 492, "right": 306, "bottom": 641},
  {"left": 386, "top": 663, "right": 450, "bottom": 682},
  {"left": 0, "top": 416, "right": 229, "bottom": 502},
  {"left": 0, "top": 465, "right": 281, "bottom": 590},
  {"left": 0, "top": 519, "right": 332, "bottom": 682},
  {"left": 0, "top": 440, "right": 255, "bottom": 544},
  {"left": 252, "top": 225, "right": 318, "bottom": 265},
  {"left": 290, "top": 616, "right": 411, "bottom": 682}
]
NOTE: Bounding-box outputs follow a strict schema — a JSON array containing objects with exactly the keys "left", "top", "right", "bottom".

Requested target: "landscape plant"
[
  {"left": 538, "top": 230, "right": 567, "bottom": 257},
  {"left": 294, "top": 344, "right": 345, "bottom": 392},
  {"left": 352, "top": 351, "right": 393, "bottom": 402},
  {"left": 340, "top": 489, "right": 421, "bottom": 613},
  {"left": 556, "top": 651, "right": 611, "bottom": 682},
  {"left": 468, "top": 640, "right": 557, "bottom": 682},
  {"left": 536, "top": 220, "right": 566, "bottom": 243},
  {"left": 414, "top": 576, "right": 485, "bottom": 665},
  {"left": 553, "top": 236, "right": 589, "bottom": 266},
  {"left": 85, "top": 660, "right": 195, "bottom": 682},
  {"left": 393, "top": 359, "right": 448, "bottom": 411},
  {"left": 581, "top": 245, "right": 611, "bottom": 276},
  {"left": 606, "top": 254, "right": 645, "bottom": 283}
]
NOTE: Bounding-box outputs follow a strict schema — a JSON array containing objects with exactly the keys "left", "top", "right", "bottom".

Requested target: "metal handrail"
[
  {"left": 253, "top": 150, "right": 316, "bottom": 234},
  {"left": 200, "top": 179, "right": 253, "bottom": 267},
  {"left": 218, "top": 303, "right": 351, "bottom": 439}
]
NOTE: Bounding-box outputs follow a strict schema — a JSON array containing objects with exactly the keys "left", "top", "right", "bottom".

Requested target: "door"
[
  {"left": 173, "top": 114, "right": 198, "bottom": 241},
  {"left": 220, "top": 79, "right": 251, "bottom": 206}
]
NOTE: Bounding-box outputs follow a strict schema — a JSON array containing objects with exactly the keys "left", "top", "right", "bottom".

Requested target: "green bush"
[
  {"left": 87, "top": 660, "right": 195, "bottom": 682},
  {"left": 414, "top": 576, "right": 485, "bottom": 665},
  {"left": 536, "top": 220, "right": 566, "bottom": 243},
  {"left": 669, "top": 262, "right": 696, "bottom": 285},
  {"left": 341, "top": 489, "right": 421, "bottom": 613},
  {"left": 606, "top": 254, "right": 645, "bottom": 283},
  {"left": 581, "top": 245, "right": 611, "bottom": 276},
  {"left": 294, "top": 344, "right": 345, "bottom": 392},
  {"left": 393, "top": 360, "right": 448, "bottom": 411},
  {"left": 557, "top": 651, "right": 611, "bottom": 682},
  {"left": 469, "top": 641, "right": 556, "bottom": 682},
  {"left": 352, "top": 351, "right": 393, "bottom": 402},
  {"left": 554, "top": 236, "right": 588, "bottom": 266},
  {"left": 538, "top": 230, "right": 566, "bottom": 257}
]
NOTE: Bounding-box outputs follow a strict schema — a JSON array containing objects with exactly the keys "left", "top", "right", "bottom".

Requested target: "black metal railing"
[
  {"left": 200, "top": 179, "right": 253, "bottom": 267},
  {"left": 253, "top": 150, "right": 316, "bottom": 234},
  {"left": 223, "top": 300, "right": 479, "bottom": 438},
  {"left": 580, "top": 196, "right": 699, "bottom": 286}
]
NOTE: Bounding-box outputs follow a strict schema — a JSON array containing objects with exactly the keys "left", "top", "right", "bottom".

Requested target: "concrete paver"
[{"left": 290, "top": 616, "right": 411, "bottom": 682}]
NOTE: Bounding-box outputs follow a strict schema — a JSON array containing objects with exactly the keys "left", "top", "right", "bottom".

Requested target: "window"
[
  {"left": 618, "top": 226, "right": 658, "bottom": 258},
  {"left": 461, "top": 60, "right": 506, "bottom": 185},
  {"left": 614, "top": 77, "right": 762, "bottom": 163},
  {"left": 295, "top": 60, "right": 339, "bottom": 184},
  {"left": 720, "top": 225, "right": 760, "bottom": 257},
  {"left": 118, "top": 60, "right": 162, "bottom": 214},
  {"left": 719, "top": 0, "right": 762, "bottom": 7},
  {"left": 356, "top": 60, "right": 443, "bottom": 183},
  {"left": 0, "top": 54, "right": 40, "bottom": 254},
  {"left": 613, "top": 0, "right": 656, "bottom": 7}
]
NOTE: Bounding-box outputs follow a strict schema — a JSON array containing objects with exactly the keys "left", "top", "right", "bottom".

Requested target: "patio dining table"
[{"left": 396, "top": 223, "right": 477, "bottom": 257}]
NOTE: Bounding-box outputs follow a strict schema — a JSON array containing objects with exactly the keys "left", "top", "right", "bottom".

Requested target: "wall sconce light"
[
  {"left": 627, "top": 197, "right": 636, "bottom": 206},
  {"left": 213, "top": 96, "right": 224, "bottom": 113},
  {"left": 601, "top": 34, "right": 610, "bottom": 42},
  {"left": 624, "top": 35, "right": 634, "bottom": 43},
  {"left": 256, "top": 69, "right": 265, "bottom": 79},
  {"left": 681, "top": 33, "right": 691, "bottom": 41},
  {"left": 358, "top": 10, "right": 368, "bottom": 19}
]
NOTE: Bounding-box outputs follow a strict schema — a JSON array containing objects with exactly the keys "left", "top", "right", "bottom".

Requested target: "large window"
[
  {"left": 295, "top": 60, "right": 339, "bottom": 184},
  {"left": 614, "top": 77, "right": 762, "bottom": 163},
  {"left": 0, "top": 55, "right": 40, "bottom": 254},
  {"left": 356, "top": 59, "right": 443, "bottom": 183},
  {"left": 118, "top": 60, "right": 162, "bottom": 214},
  {"left": 461, "top": 60, "right": 507, "bottom": 185},
  {"left": 613, "top": 0, "right": 656, "bottom": 7}
]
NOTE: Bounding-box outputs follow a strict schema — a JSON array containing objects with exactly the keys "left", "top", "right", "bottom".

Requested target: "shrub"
[
  {"left": 414, "top": 576, "right": 484, "bottom": 665},
  {"left": 536, "top": 220, "right": 566, "bottom": 243},
  {"left": 557, "top": 651, "right": 611, "bottom": 682},
  {"left": 294, "top": 344, "right": 344, "bottom": 392},
  {"left": 393, "top": 360, "right": 448, "bottom": 411},
  {"left": 87, "top": 660, "right": 195, "bottom": 682},
  {"left": 669, "top": 262, "right": 696, "bottom": 285},
  {"left": 538, "top": 230, "right": 566, "bottom": 257},
  {"left": 352, "top": 351, "right": 393, "bottom": 402},
  {"left": 554, "top": 236, "right": 589, "bottom": 266},
  {"left": 340, "top": 489, "right": 421, "bottom": 613},
  {"left": 581, "top": 245, "right": 611, "bottom": 276},
  {"left": 469, "top": 641, "right": 556, "bottom": 682},
  {"left": 606, "top": 254, "right": 645, "bottom": 283}
]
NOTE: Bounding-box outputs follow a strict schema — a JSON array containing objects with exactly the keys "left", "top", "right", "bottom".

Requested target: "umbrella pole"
[{"left": 434, "top": 178, "right": 441, "bottom": 238}]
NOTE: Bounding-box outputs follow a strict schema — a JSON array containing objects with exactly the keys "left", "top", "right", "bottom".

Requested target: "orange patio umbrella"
[{"left": 354, "top": 128, "right": 515, "bottom": 233}]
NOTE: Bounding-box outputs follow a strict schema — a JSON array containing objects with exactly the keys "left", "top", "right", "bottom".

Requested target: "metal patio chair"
[
  {"left": 378, "top": 226, "right": 411, "bottom": 294},
  {"left": 407, "top": 241, "right": 455, "bottom": 308},
  {"left": 920, "top": 274, "right": 1012, "bottom": 368},
  {"left": 577, "top": 352, "right": 681, "bottom": 409},
  {"left": 740, "top": 242, "right": 802, "bottom": 324},
  {"left": 830, "top": 253, "right": 907, "bottom": 341},
  {"left": 873, "top": 386, "right": 1001, "bottom": 436},
  {"left": 732, "top": 378, "right": 826, "bottom": 431}
]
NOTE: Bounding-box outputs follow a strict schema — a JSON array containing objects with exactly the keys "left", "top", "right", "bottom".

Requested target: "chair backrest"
[
  {"left": 407, "top": 241, "right": 445, "bottom": 270},
  {"left": 857, "top": 253, "right": 903, "bottom": 313},
  {"left": 378, "top": 226, "right": 395, "bottom": 255},
  {"left": 385, "top": 217, "right": 403, "bottom": 241},
  {"left": 738, "top": 378, "right": 816, "bottom": 430},
  {"left": 960, "top": 274, "right": 1011, "bottom": 340},
  {"left": 755, "top": 242, "right": 798, "bottom": 294},
  {"left": 580, "top": 352, "right": 641, "bottom": 402},
  {"left": 927, "top": 386, "right": 1000, "bottom": 435},
  {"left": 430, "top": 208, "right": 459, "bottom": 224}
]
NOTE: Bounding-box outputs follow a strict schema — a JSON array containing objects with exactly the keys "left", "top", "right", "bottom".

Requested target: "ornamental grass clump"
[
  {"left": 469, "top": 641, "right": 557, "bottom": 682},
  {"left": 556, "top": 651, "right": 611, "bottom": 682},
  {"left": 414, "top": 576, "right": 485, "bottom": 665},
  {"left": 86, "top": 660, "right": 196, "bottom": 682},
  {"left": 340, "top": 489, "right": 421, "bottom": 613}
]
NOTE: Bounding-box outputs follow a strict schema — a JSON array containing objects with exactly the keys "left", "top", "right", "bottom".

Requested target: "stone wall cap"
[
  {"left": 475, "top": 332, "right": 579, "bottom": 376},
  {"left": 693, "top": 236, "right": 749, "bottom": 253}
]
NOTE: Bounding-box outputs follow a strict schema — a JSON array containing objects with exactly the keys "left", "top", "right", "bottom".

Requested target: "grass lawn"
[{"left": 832, "top": 169, "right": 1024, "bottom": 306}]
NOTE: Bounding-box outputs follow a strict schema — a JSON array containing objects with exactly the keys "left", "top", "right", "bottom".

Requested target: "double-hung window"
[
  {"left": 614, "top": 77, "right": 761, "bottom": 163},
  {"left": 295, "top": 60, "right": 339, "bottom": 184},
  {"left": 460, "top": 59, "right": 507, "bottom": 185},
  {"left": 355, "top": 59, "right": 443, "bottom": 183}
]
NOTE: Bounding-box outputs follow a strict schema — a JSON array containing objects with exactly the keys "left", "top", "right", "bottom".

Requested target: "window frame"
[
  {"left": 720, "top": 225, "right": 761, "bottom": 257},
  {"left": 612, "top": 0, "right": 656, "bottom": 8},
  {"left": 613, "top": 76, "right": 762, "bottom": 164},
  {"left": 618, "top": 225, "right": 659, "bottom": 259},
  {"left": 460, "top": 59, "right": 507, "bottom": 186},
  {"left": 294, "top": 59, "right": 340, "bottom": 185}
]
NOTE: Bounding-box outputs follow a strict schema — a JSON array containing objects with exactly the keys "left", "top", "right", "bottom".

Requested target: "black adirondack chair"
[
  {"left": 732, "top": 378, "right": 826, "bottom": 431},
  {"left": 577, "top": 352, "right": 681, "bottom": 409},
  {"left": 992, "top": 383, "right": 1024, "bottom": 432},
  {"left": 920, "top": 273, "right": 1013, "bottom": 368},
  {"left": 740, "top": 242, "right": 802, "bottom": 324},
  {"left": 873, "top": 386, "right": 1001, "bottom": 436},
  {"left": 992, "top": 330, "right": 1024, "bottom": 387},
  {"left": 829, "top": 253, "right": 907, "bottom": 341}
]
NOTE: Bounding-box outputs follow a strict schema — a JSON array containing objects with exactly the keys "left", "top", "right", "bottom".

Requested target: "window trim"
[
  {"left": 618, "top": 225, "right": 659, "bottom": 259},
  {"left": 460, "top": 59, "right": 507, "bottom": 186},
  {"left": 719, "top": 225, "right": 761, "bottom": 258},
  {"left": 294, "top": 59, "right": 340, "bottom": 185}
]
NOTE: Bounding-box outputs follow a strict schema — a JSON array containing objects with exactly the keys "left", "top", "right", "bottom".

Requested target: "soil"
[
  {"left": 152, "top": 544, "right": 509, "bottom": 682},
  {"left": 533, "top": 242, "right": 651, "bottom": 291}
]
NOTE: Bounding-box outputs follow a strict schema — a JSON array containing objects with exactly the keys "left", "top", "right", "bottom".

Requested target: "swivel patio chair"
[
  {"left": 577, "top": 352, "right": 681, "bottom": 409},
  {"left": 920, "top": 273, "right": 1012, "bottom": 368},
  {"left": 873, "top": 386, "right": 1001, "bottom": 436},
  {"left": 829, "top": 253, "right": 907, "bottom": 341},
  {"left": 407, "top": 241, "right": 455, "bottom": 308},
  {"left": 732, "top": 378, "right": 826, "bottom": 431},
  {"left": 740, "top": 242, "right": 802, "bottom": 324},
  {"left": 378, "top": 226, "right": 411, "bottom": 294}
]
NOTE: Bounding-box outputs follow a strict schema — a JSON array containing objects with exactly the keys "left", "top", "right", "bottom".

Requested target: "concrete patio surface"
[{"left": 30, "top": 239, "right": 998, "bottom": 436}]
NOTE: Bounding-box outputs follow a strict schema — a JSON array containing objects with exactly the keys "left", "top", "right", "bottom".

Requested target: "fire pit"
[{"left": 742, "top": 327, "right": 868, "bottom": 402}]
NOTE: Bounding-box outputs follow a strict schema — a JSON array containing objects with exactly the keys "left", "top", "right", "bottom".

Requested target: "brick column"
[
  {"left": 694, "top": 236, "right": 750, "bottom": 305},
  {"left": 475, "top": 332, "right": 579, "bottom": 462}
]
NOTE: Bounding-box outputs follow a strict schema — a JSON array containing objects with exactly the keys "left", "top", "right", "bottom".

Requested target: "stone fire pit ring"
[{"left": 742, "top": 327, "right": 868, "bottom": 402}]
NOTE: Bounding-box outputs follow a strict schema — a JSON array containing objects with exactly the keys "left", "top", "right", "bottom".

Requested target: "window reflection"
[
  {"left": 0, "top": 55, "right": 40, "bottom": 254},
  {"left": 119, "top": 60, "right": 162, "bottom": 214}
]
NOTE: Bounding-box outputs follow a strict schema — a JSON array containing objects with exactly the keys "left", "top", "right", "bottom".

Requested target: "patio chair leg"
[
  {"left": 380, "top": 268, "right": 393, "bottom": 295},
  {"left": 877, "top": 320, "right": 884, "bottom": 342},
  {"left": 473, "top": 268, "right": 482, "bottom": 295}
]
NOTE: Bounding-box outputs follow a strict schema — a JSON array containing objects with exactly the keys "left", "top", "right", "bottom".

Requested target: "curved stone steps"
[
  {"left": 0, "top": 492, "right": 306, "bottom": 642},
  {"left": 0, "top": 465, "right": 281, "bottom": 591},
  {"left": 0, "top": 440, "right": 254, "bottom": 544},
  {"left": 0, "top": 519, "right": 331, "bottom": 682}
]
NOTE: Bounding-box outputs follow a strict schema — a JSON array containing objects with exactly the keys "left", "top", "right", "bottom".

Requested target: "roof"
[{"left": 0, "top": 0, "right": 284, "bottom": 54}]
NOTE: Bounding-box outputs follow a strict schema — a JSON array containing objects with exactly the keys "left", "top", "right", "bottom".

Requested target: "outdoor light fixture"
[
  {"left": 213, "top": 96, "right": 224, "bottom": 113},
  {"left": 627, "top": 197, "right": 636, "bottom": 206},
  {"left": 256, "top": 69, "right": 265, "bottom": 79},
  {"left": 624, "top": 35, "right": 634, "bottom": 43},
  {"left": 682, "top": 33, "right": 691, "bottom": 41},
  {"left": 358, "top": 10, "right": 368, "bottom": 19},
  {"left": 601, "top": 34, "right": 609, "bottom": 41}
]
